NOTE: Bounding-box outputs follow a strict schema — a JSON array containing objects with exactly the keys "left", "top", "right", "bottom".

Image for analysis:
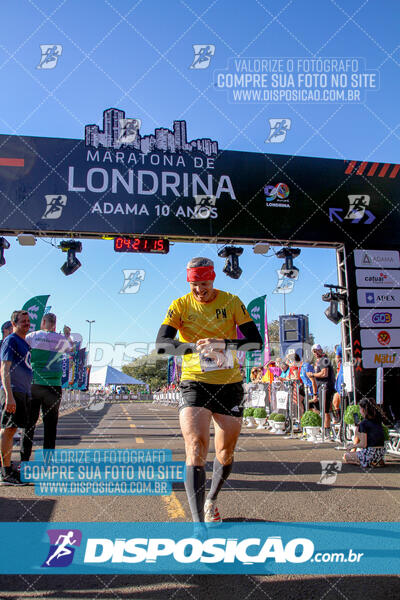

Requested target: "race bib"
[{"left": 199, "top": 350, "right": 234, "bottom": 372}]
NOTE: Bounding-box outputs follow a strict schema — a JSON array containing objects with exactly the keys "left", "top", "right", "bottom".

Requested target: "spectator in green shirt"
[{"left": 21, "top": 313, "right": 74, "bottom": 462}]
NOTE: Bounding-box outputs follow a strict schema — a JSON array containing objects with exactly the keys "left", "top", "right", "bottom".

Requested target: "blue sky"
[{"left": 1, "top": 0, "right": 399, "bottom": 366}]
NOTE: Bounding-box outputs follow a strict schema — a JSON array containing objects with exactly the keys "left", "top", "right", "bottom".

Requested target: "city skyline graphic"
[{"left": 85, "top": 108, "right": 219, "bottom": 157}]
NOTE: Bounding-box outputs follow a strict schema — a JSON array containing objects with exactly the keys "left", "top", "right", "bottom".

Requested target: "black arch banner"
[{"left": 0, "top": 131, "right": 399, "bottom": 246}]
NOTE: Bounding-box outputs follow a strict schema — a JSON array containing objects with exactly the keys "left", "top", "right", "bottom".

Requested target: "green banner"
[
  {"left": 22, "top": 295, "right": 50, "bottom": 332},
  {"left": 245, "top": 295, "right": 266, "bottom": 382}
]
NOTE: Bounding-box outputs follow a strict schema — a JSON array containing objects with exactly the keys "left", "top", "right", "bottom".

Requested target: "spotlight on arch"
[
  {"left": 322, "top": 284, "right": 347, "bottom": 325},
  {"left": 0, "top": 237, "right": 10, "bottom": 267},
  {"left": 218, "top": 246, "right": 243, "bottom": 279},
  {"left": 59, "top": 241, "right": 82, "bottom": 276},
  {"left": 276, "top": 247, "right": 301, "bottom": 280}
]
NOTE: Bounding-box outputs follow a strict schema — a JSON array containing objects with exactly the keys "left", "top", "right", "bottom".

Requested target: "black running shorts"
[
  {"left": 178, "top": 380, "right": 244, "bottom": 417},
  {"left": 0, "top": 388, "right": 31, "bottom": 428},
  {"left": 309, "top": 388, "right": 334, "bottom": 413}
]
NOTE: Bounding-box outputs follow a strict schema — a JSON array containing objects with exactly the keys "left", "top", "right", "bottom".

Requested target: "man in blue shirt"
[
  {"left": 0, "top": 310, "right": 32, "bottom": 485},
  {"left": 0, "top": 321, "right": 13, "bottom": 390}
]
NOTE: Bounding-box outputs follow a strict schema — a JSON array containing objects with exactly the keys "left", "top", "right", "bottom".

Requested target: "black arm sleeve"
[
  {"left": 224, "top": 320, "right": 263, "bottom": 352},
  {"left": 155, "top": 324, "right": 196, "bottom": 356}
]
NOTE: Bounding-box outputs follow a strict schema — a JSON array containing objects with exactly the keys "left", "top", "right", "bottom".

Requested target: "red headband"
[{"left": 187, "top": 266, "right": 216, "bottom": 282}]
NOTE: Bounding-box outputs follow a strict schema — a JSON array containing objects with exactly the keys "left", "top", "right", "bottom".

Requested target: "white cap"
[{"left": 312, "top": 344, "right": 322, "bottom": 351}]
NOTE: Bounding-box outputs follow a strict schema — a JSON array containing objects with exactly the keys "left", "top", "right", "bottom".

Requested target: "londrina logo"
[
  {"left": 264, "top": 183, "right": 290, "bottom": 201},
  {"left": 42, "top": 529, "right": 82, "bottom": 568},
  {"left": 264, "top": 183, "right": 291, "bottom": 209}
]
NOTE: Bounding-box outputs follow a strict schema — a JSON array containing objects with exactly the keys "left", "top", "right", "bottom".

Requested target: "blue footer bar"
[{"left": 0, "top": 522, "right": 398, "bottom": 574}]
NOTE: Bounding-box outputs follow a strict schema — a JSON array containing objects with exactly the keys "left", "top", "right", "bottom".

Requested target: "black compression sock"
[
  {"left": 184, "top": 465, "right": 206, "bottom": 522},
  {"left": 207, "top": 457, "right": 233, "bottom": 502}
]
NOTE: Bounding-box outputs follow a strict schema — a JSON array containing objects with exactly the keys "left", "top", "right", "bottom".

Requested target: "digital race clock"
[{"left": 113, "top": 237, "right": 170, "bottom": 254}]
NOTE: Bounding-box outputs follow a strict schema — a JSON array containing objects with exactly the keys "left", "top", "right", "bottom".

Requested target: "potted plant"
[
  {"left": 268, "top": 412, "right": 278, "bottom": 429},
  {"left": 273, "top": 413, "right": 286, "bottom": 434},
  {"left": 253, "top": 407, "right": 267, "bottom": 429},
  {"left": 243, "top": 407, "right": 255, "bottom": 427},
  {"left": 383, "top": 424, "right": 390, "bottom": 442},
  {"left": 344, "top": 404, "right": 362, "bottom": 425},
  {"left": 382, "top": 424, "right": 390, "bottom": 454},
  {"left": 300, "top": 410, "right": 322, "bottom": 442}
]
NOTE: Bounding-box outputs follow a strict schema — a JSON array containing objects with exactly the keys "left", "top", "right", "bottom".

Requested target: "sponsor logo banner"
[
  {"left": 354, "top": 249, "right": 400, "bottom": 268},
  {"left": 355, "top": 269, "right": 400, "bottom": 288},
  {"left": 0, "top": 522, "right": 399, "bottom": 575},
  {"left": 359, "top": 309, "right": 400, "bottom": 328},
  {"left": 357, "top": 289, "right": 400, "bottom": 308},
  {"left": 362, "top": 349, "right": 400, "bottom": 369},
  {"left": 360, "top": 328, "right": 400, "bottom": 348}
]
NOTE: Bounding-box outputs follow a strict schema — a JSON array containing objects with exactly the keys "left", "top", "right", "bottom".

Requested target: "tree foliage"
[{"left": 122, "top": 352, "right": 168, "bottom": 390}]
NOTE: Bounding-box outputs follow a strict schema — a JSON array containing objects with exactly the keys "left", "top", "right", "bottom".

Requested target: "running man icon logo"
[
  {"left": 118, "top": 118, "right": 141, "bottom": 144},
  {"left": 42, "top": 529, "right": 82, "bottom": 567},
  {"left": 192, "top": 195, "right": 217, "bottom": 219},
  {"left": 42, "top": 195, "right": 67, "bottom": 219},
  {"left": 345, "top": 195, "right": 370, "bottom": 220},
  {"left": 37, "top": 45, "right": 63, "bottom": 69},
  {"left": 120, "top": 269, "right": 146, "bottom": 294},
  {"left": 265, "top": 118, "right": 291, "bottom": 143},
  {"left": 273, "top": 270, "right": 295, "bottom": 294},
  {"left": 318, "top": 461, "right": 342, "bottom": 485},
  {"left": 190, "top": 45, "right": 215, "bottom": 69}
]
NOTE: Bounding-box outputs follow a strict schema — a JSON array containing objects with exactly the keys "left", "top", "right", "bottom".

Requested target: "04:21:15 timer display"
[{"left": 113, "top": 236, "right": 170, "bottom": 254}]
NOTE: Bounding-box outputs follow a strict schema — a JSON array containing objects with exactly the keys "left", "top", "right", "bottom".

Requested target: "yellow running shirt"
[{"left": 162, "top": 290, "right": 252, "bottom": 384}]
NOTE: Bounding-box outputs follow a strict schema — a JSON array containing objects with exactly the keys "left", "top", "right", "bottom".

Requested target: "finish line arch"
[{"left": 1, "top": 112, "right": 400, "bottom": 414}]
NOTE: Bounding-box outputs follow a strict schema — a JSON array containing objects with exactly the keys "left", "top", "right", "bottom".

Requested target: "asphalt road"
[{"left": 0, "top": 401, "right": 399, "bottom": 599}]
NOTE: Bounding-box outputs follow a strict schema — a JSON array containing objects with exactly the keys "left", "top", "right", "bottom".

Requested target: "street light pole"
[{"left": 86, "top": 319, "right": 95, "bottom": 363}]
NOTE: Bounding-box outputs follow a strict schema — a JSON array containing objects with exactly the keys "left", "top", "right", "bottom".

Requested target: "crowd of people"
[
  {"left": 0, "top": 310, "right": 73, "bottom": 485},
  {"left": 157, "top": 382, "right": 179, "bottom": 393},
  {"left": 248, "top": 344, "right": 342, "bottom": 433}
]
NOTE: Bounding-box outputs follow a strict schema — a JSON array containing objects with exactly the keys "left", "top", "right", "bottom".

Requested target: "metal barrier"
[
  {"left": 59, "top": 391, "right": 154, "bottom": 414},
  {"left": 152, "top": 392, "right": 180, "bottom": 407},
  {"left": 103, "top": 394, "right": 153, "bottom": 403},
  {"left": 320, "top": 384, "right": 327, "bottom": 443},
  {"left": 304, "top": 386, "right": 310, "bottom": 412},
  {"left": 59, "top": 390, "right": 90, "bottom": 414},
  {"left": 331, "top": 383, "right": 347, "bottom": 448}
]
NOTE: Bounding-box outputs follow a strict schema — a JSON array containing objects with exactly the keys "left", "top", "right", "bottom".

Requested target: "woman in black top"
[{"left": 343, "top": 398, "right": 386, "bottom": 468}]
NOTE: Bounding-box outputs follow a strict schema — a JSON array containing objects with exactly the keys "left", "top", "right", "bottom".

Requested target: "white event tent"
[{"left": 90, "top": 365, "right": 146, "bottom": 386}]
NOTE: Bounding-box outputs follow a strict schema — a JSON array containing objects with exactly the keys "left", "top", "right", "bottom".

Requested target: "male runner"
[
  {"left": 0, "top": 310, "right": 32, "bottom": 485},
  {"left": 307, "top": 343, "right": 335, "bottom": 432},
  {"left": 156, "top": 257, "right": 263, "bottom": 522}
]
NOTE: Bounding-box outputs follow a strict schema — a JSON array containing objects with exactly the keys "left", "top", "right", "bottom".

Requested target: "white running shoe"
[{"left": 204, "top": 499, "right": 222, "bottom": 523}]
